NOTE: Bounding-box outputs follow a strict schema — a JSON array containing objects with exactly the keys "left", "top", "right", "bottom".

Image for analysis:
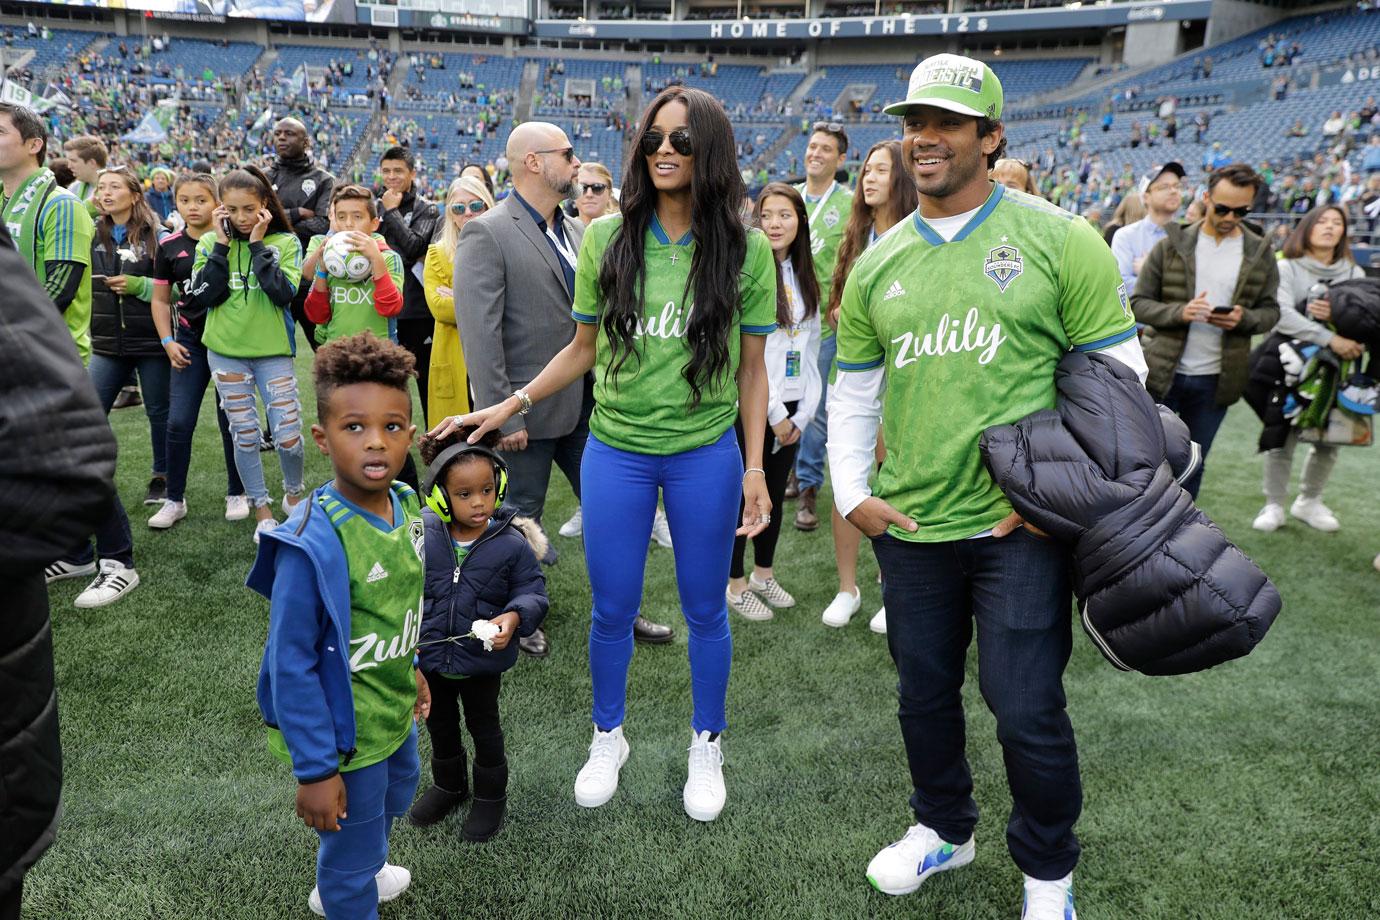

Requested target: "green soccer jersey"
[
  {"left": 270, "top": 483, "right": 424, "bottom": 772},
  {"left": 305, "top": 233, "right": 405, "bottom": 345},
  {"left": 572, "top": 214, "right": 778, "bottom": 455},
  {"left": 194, "top": 232, "right": 303, "bottom": 359},
  {"left": 835, "top": 184, "right": 1137, "bottom": 542},
  {"left": 795, "top": 180, "right": 854, "bottom": 340}
]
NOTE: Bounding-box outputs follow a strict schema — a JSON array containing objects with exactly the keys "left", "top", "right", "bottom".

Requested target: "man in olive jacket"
[{"left": 1132, "top": 162, "right": 1280, "bottom": 499}]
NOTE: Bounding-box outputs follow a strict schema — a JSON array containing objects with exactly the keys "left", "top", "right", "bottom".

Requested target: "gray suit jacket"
[{"left": 454, "top": 194, "right": 586, "bottom": 440}]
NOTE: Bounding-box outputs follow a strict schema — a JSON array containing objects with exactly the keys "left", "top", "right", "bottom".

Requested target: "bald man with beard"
[
  {"left": 451, "top": 122, "right": 675, "bottom": 656},
  {"left": 266, "top": 117, "right": 335, "bottom": 349}
]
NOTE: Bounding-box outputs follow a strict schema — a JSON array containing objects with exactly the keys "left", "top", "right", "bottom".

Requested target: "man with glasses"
[
  {"left": 791, "top": 120, "right": 854, "bottom": 532},
  {"left": 1110, "top": 161, "right": 1184, "bottom": 292},
  {"left": 454, "top": 121, "right": 676, "bottom": 657},
  {"left": 1133, "top": 162, "right": 1280, "bottom": 498}
]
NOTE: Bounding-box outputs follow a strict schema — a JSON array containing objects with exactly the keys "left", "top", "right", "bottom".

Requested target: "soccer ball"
[{"left": 321, "top": 235, "right": 373, "bottom": 282}]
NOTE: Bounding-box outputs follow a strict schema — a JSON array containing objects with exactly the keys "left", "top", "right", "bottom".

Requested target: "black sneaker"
[
  {"left": 144, "top": 476, "right": 168, "bottom": 505},
  {"left": 259, "top": 426, "right": 274, "bottom": 452}
]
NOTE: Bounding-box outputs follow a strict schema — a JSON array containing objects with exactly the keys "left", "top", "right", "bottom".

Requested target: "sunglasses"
[
  {"left": 812, "top": 121, "right": 845, "bottom": 134},
  {"left": 534, "top": 146, "right": 575, "bottom": 162},
  {"left": 1210, "top": 201, "right": 1251, "bottom": 218},
  {"left": 579, "top": 182, "right": 609, "bottom": 195},
  {"left": 640, "top": 129, "right": 694, "bottom": 157},
  {"left": 450, "top": 201, "right": 487, "bottom": 214}
]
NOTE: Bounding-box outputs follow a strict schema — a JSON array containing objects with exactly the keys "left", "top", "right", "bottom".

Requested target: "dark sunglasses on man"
[
  {"left": 639, "top": 129, "right": 694, "bottom": 157},
  {"left": 579, "top": 182, "right": 609, "bottom": 196},
  {"left": 534, "top": 146, "right": 575, "bottom": 162},
  {"left": 1210, "top": 200, "right": 1251, "bottom": 218},
  {"left": 450, "top": 201, "right": 487, "bottom": 214}
]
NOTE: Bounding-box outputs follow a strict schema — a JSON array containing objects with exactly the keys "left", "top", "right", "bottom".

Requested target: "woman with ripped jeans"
[{"left": 189, "top": 166, "right": 306, "bottom": 543}]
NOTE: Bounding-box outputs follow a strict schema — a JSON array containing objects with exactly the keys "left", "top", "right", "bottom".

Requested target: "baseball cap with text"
[{"left": 883, "top": 54, "right": 1004, "bottom": 121}]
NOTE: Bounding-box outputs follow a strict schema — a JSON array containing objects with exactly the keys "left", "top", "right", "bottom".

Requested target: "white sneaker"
[
  {"left": 308, "top": 862, "right": 412, "bottom": 916},
  {"left": 727, "top": 586, "right": 773, "bottom": 622},
  {"left": 282, "top": 493, "right": 304, "bottom": 518},
  {"left": 748, "top": 574, "right": 796, "bottom": 608},
  {"left": 574, "top": 726, "right": 629, "bottom": 808},
  {"left": 1373, "top": 552, "right": 1380, "bottom": 573},
  {"left": 148, "top": 500, "right": 187, "bottom": 530},
  {"left": 866, "top": 821, "right": 974, "bottom": 896},
  {"left": 1252, "top": 503, "right": 1285, "bottom": 532},
  {"left": 821, "top": 587, "right": 862, "bottom": 627},
  {"left": 869, "top": 606, "right": 887, "bottom": 635},
  {"left": 1022, "top": 872, "right": 1076, "bottom": 920},
  {"left": 73, "top": 560, "right": 140, "bottom": 609},
  {"left": 651, "top": 507, "right": 673, "bottom": 548},
  {"left": 1290, "top": 496, "right": 1340, "bottom": 532},
  {"left": 683, "top": 730, "right": 726, "bottom": 822},
  {"left": 44, "top": 559, "right": 96, "bottom": 584},
  {"left": 253, "top": 517, "right": 278, "bottom": 544},
  {"left": 559, "top": 506, "right": 583, "bottom": 538},
  {"left": 225, "top": 494, "right": 250, "bottom": 521}
]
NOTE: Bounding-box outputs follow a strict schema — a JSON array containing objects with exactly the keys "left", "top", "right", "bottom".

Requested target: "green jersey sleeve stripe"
[
  {"left": 837, "top": 357, "right": 884, "bottom": 371},
  {"left": 572, "top": 309, "right": 598, "bottom": 323},
  {"left": 742, "top": 322, "right": 777, "bottom": 335},
  {"left": 1071, "top": 326, "right": 1138, "bottom": 352}
]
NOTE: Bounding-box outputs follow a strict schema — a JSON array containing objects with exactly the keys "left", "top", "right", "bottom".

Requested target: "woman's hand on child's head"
[
  {"left": 414, "top": 669, "right": 431, "bottom": 722},
  {"left": 295, "top": 774, "right": 348, "bottom": 832},
  {"left": 249, "top": 208, "right": 272, "bottom": 243},
  {"left": 489, "top": 611, "right": 521, "bottom": 651}
]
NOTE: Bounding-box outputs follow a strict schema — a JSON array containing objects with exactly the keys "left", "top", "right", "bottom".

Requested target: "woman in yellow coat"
[{"left": 423, "top": 174, "right": 495, "bottom": 427}]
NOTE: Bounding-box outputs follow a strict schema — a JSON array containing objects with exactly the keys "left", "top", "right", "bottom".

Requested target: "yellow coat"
[{"left": 422, "top": 243, "right": 470, "bottom": 427}]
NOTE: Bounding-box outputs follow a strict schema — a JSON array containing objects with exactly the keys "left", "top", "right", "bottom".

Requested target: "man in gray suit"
[{"left": 455, "top": 122, "right": 673, "bottom": 657}]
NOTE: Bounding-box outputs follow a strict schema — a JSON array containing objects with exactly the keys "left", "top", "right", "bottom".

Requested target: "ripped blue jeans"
[{"left": 206, "top": 352, "right": 305, "bottom": 508}]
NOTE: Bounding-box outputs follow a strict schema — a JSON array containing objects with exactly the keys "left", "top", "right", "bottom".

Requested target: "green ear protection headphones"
[{"left": 421, "top": 443, "right": 509, "bottom": 523}]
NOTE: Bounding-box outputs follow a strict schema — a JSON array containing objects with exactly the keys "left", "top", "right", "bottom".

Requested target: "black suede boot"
[
  {"left": 408, "top": 753, "right": 469, "bottom": 827},
  {"left": 461, "top": 761, "right": 508, "bottom": 842}
]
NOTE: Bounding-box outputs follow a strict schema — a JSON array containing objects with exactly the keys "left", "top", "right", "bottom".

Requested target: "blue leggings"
[
  {"left": 582, "top": 429, "right": 742, "bottom": 735},
  {"left": 315, "top": 727, "right": 419, "bottom": 920}
]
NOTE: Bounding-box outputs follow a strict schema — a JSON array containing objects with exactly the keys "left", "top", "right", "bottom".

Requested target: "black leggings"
[
  {"left": 422, "top": 671, "right": 504, "bottom": 766},
  {"left": 730, "top": 401, "right": 799, "bottom": 579}
]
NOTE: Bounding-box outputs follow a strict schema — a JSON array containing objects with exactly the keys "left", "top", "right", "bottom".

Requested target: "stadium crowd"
[{"left": 2, "top": 22, "right": 1377, "bottom": 920}]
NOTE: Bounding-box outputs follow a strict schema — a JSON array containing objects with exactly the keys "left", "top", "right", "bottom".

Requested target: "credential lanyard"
[{"left": 807, "top": 181, "right": 837, "bottom": 228}]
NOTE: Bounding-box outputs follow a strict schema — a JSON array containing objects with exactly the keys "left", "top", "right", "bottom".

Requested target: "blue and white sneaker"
[
  {"left": 1022, "top": 873, "right": 1077, "bottom": 920},
  {"left": 865, "top": 821, "right": 974, "bottom": 895}
]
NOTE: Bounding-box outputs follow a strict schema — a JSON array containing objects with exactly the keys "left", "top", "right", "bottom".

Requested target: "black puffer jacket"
[
  {"left": 979, "top": 351, "right": 1282, "bottom": 676},
  {"left": 90, "top": 229, "right": 163, "bottom": 358}
]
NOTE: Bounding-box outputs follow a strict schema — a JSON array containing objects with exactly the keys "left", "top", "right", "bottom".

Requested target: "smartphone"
[
  {"left": 221, "top": 217, "right": 235, "bottom": 239},
  {"left": 90, "top": 273, "right": 108, "bottom": 289},
  {"left": 1211, "top": 305, "right": 1234, "bottom": 314}
]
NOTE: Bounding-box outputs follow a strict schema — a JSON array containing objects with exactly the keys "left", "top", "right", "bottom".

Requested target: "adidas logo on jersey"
[
  {"left": 884, "top": 280, "right": 907, "bottom": 301},
  {"left": 366, "top": 561, "right": 389, "bottom": 583}
]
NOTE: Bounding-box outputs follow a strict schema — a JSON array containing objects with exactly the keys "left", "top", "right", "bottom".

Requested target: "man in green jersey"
[
  {"left": 828, "top": 55, "right": 1148, "bottom": 920},
  {"left": 0, "top": 104, "right": 94, "bottom": 364},
  {"left": 791, "top": 121, "right": 854, "bottom": 531}
]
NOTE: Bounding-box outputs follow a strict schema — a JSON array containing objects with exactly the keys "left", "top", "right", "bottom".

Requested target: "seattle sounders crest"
[{"left": 985, "top": 243, "right": 1022, "bottom": 293}]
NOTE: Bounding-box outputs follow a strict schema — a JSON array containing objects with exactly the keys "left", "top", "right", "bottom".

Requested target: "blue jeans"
[
  {"left": 582, "top": 429, "right": 741, "bottom": 734},
  {"left": 315, "top": 727, "right": 419, "bottom": 920},
  {"left": 794, "top": 332, "right": 835, "bottom": 490},
  {"left": 1163, "top": 373, "right": 1228, "bottom": 500},
  {"left": 89, "top": 353, "right": 171, "bottom": 476},
  {"left": 206, "top": 352, "right": 306, "bottom": 507},
  {"left": 871, "top": 530, "right": 1081, "bottom": 881},
  {"left": 166, "top": 331, "right": 244, "bottom": 504}
]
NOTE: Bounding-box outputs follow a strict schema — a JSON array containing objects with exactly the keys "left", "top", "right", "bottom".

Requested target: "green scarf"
[{"left": 2, "top": 167, "right": 58, "bottom": 278}]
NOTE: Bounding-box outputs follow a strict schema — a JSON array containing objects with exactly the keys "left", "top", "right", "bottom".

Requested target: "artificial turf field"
[{"left": 27, "top": 339, "right": 1380, "bottom": 920}]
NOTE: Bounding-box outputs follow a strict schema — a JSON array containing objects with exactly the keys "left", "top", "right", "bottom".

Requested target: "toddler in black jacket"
[{"left": 408, "top": 428, "right": 549, "bottom": 840}]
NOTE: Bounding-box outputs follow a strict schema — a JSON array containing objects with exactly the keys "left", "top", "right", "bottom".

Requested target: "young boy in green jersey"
[
  {"left": 303, "top": 185, "right": 405, "bottom": 346},
  {"left": 250, "top": 331, "right": 431, "bottom": 919}
]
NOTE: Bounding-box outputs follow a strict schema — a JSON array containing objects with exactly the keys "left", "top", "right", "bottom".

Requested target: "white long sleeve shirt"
[{"left": 764, "top": 257, "right": 822, "bottom": 433}]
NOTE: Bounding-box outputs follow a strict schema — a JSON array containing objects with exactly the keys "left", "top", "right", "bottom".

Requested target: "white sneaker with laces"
[
  {"left": 821, "top": 587, "right": 862, "bottom": 627},
  {"left": 253, "top": 517, "right": 278, "bottom": 544},
  {"left": 225, "top": 494, "right": 250, "bottom": 521},
  {"left": 866, "top": 821, "right": 974, "bottom": 895},
  {"left": 1290, "top": 496, "right": 1340, "bottom": 532},
  {"left": 869, "top": 606, "right": 887, "bottom": 635},
  {"left": 651, "top": 507, "right": 674, "bottom": 548},
  {"left": 683, "top": 730, "right": 725, "bottom": 822},
  {"left": 574, "top": 726, "right": 629, "bottom": 808},
  {"left": 44, "top": 559, "right": 97, "bottom": 585},
  {"left": 148, "top": 500, "right": 187, "bottom": 530},
  {"left": 73, "top": 560, "right": 140, "bottom": 609},
  {"left": 1252, "top": 503, "right": 1285, "bottom": 532},
  {"left": 748, "top": 575, "right": 796, "bottom": 608},
  {"left": 1021, "top": 872, "right": 1076, "bottom": 920},
  {"left": 559, "top": 506, "right": 583, "bottom": 538},
  {"left": 282, "top": 493, "right": 304, "bottom": 519},
  {"left": 308, "top": 862, "right": 412, "bottom": 916},
  {"left": 727, "top": 587, "right": 773, "bottom": 622}
]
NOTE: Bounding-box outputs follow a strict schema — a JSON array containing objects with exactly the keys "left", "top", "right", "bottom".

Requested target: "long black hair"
[
  {"left": 218, "top": 164, "right": 294, "bottom": 237},
  {"left": 600, "top": 85, "right": 747, "bottom": 409}
]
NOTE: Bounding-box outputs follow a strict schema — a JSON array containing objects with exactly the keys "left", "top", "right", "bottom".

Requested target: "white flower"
[{"left": 469, "top": 619, "right": 501, "bottom": 652}]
